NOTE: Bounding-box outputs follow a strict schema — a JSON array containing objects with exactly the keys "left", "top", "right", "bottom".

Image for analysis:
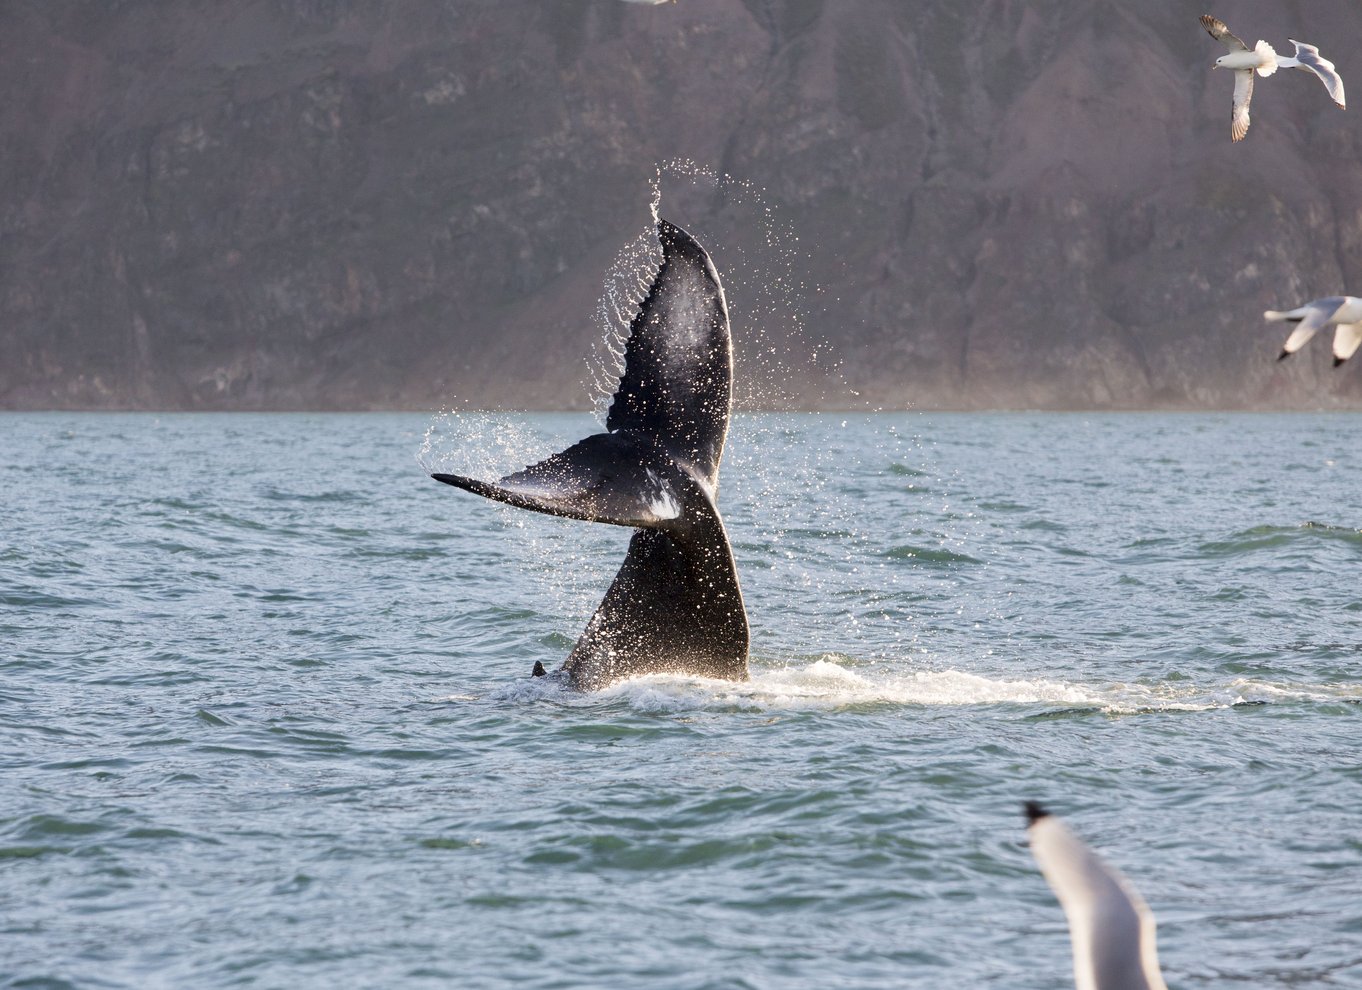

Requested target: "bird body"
[
  {"left": 1214, "top": 39, "right": 1277, "bottom": 76},
  {"left": 1201, "top": 14, "right": 1346, "bottom": 141},
  {"left": 1265, "top": 296, "right": 1362, "bottom": 365}
]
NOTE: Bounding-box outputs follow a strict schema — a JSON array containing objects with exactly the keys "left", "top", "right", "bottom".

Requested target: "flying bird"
[
  {"left": 1025, "top": 803, "right": 1168, "bottom": 990},
  {"left": 1201, "top": 14, "right": 1346, "bottom": 142},
  {"left": 1264, "top": 296, "right": 1362, "bottom": 365}
]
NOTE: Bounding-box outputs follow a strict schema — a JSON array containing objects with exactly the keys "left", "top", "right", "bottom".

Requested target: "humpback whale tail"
[{"left": 433, "top": 220, "right": 749, "bottom": 690}]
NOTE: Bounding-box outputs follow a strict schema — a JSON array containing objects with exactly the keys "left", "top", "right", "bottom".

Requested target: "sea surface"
[{"left": 3, "top": 411, "right": 1361, "bottom": 989}]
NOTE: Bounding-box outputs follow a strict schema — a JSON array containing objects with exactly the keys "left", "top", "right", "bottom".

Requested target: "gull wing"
[
  {"left": 1332, "top": 323, "right": 1362, "bottom": 366},
  {"left": 1026, "top": 803, "right": 1168, "bottom": 990},
  {"left": 1289, "top": 40, "right": 1346, "bottom": 108},
  {"left": 1231, "top": 70, "right": 1254, "bottom": 141},
  {"left": 1200, "top": 14, "right": 1248, "bottom": 52},
  {"left": 1278, "top": 298, "right": 1345, "bottom": 358}
]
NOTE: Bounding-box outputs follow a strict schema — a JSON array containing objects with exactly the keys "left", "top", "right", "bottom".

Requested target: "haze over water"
[{"left": 3, "top": 411, "right": 1360, "bottom": 988}]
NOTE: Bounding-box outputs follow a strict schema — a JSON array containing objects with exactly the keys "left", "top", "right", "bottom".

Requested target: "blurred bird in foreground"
[{"left": 1025, "top": 803, "right": 1168, "bottom": 990}]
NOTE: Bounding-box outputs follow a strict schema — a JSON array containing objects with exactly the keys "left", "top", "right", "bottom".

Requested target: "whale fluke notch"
[{"left": 432, "top": 220, "right": 749, "bottom": 690}]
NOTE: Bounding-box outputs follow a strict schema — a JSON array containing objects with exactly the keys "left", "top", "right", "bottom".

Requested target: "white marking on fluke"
[{"left": 644, "top": 468, "right": 681, "bottom": 520}]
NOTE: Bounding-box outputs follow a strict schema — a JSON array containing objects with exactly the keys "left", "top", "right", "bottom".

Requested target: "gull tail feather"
[{"left": 1255, "top": 40, "right": 1278, "bottom": 76}]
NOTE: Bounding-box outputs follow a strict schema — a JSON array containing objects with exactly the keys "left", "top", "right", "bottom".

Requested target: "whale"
[{"left": 432, "top": 220, "right": 749, "bottom": 690}]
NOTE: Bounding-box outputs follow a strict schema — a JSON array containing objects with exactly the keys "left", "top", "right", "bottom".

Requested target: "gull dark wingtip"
[
  {"left": 1023, "top": 801, "right": 1050, "bottom": 825},
  {"left": 1277, "top": 348, "right": 1292, "bottom": 362}
]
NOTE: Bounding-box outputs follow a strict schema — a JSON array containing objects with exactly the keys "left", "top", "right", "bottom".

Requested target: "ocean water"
[{"left": 3, "top": 411, "right": 1360, "bottom": 989}]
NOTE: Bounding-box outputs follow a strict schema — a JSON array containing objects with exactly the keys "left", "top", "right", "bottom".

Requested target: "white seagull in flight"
[
  {"left": 1265, "top": 296, "right": 1362, "bottom": 365},
  {"left": 1025, "top": 803, "right": 1169, "bottom": 990},
  {"left": 1201, "top": 14, "right": 1346, "bottom": 142}
]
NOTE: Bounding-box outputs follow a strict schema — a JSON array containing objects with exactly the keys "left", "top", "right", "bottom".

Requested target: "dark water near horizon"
[{"left": 3, "top": 411, "right": 1361, "bottom": 988}]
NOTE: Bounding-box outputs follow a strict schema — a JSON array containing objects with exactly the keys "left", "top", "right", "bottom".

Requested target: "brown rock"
[{"left": 3, "top": 0, "right": 1361, "bottom": 410}]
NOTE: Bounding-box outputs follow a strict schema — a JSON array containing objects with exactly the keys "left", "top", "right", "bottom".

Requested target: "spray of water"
[
  {"left": 585, "top": 226, "right": 662, "bottom": 427},
  {"left": 418, "top": 164, "right": 920, "bottom": 665}
]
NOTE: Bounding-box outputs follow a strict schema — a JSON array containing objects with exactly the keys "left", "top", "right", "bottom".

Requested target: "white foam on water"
[
  {"left": 598, "top": 657, "right": 1099, "bottom": 712},
  {"left": 453, "top": 656, "right": 1362, "bottom": 715}
]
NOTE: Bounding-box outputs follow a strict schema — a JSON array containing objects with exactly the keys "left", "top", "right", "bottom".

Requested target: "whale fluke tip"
[{"left": 531, "top": 661, "right": 547, "bottom": 677}]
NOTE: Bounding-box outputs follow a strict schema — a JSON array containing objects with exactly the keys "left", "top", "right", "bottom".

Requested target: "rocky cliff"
[{"left": 5, "top": 0, "right": 1362, "bottom": 410}]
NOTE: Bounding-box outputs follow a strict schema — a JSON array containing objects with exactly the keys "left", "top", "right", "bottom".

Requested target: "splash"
[
  {"left": 418, "top": 166, "right": 924, "bottom": 661},
  {"left": 595, "top": 659, "right": 1100, "bottom": 713},
  {"left": 585, "top": 227, "right": 663, "bottom": 426},
  {"left": 581, "top": 160, "right": 845, "bottom": 422},
  {"left": 421, "top": 162, "right": 844, "bottom": 474},
  {"left": 475, "top": 655, "right": 1362, "bottom": 716},
  {"left": 417, "top": 408, "right": 557, "bottom": 481},
  {"left": 643, "top": 158, "right": 843, "bottom": 413}
]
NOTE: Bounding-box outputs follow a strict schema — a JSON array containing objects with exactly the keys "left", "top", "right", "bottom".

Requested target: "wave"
[
  {"left": 1199, "top": 522, "right": 1362, "bottom": 558},
  {"left": 881, "top": 545, "right": 983, "bottom": 565}
]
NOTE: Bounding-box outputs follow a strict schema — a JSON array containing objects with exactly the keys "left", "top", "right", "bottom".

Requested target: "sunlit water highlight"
[{"left": 3, "top": 412, "right": 1361, "bottom": 988}]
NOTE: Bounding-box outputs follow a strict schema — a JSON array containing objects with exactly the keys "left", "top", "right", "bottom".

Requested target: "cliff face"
[{"left": 5, "top": 0, "right": 1362, "bottom": 410}]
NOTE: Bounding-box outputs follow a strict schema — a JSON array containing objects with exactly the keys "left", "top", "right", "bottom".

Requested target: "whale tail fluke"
[
  {"left": 432, "top": 431, "right": 681, "bottom": 529},
  {"left": 606, "top": 219, "right": 733, "bottom": 487},
  {"left": 564, "top": 524, "right": 748, "bottom": 690},
  {"left": 432, "top": 219, "right": 749, "bottom": 690},
  {"left": 432, "top": 219, "right": 732, "bottom": 526}
]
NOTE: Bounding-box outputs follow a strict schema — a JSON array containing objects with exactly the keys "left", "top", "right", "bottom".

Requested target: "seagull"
[
  {"left": 1264, "top": 297, "right": 1362, "bottom": 365},
  {"left": 1201, "top": 14, "right": 1346, "bottom": 142},
  {"left": 1025, "top": 803, "right": 1168, "bottom": 990}
]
